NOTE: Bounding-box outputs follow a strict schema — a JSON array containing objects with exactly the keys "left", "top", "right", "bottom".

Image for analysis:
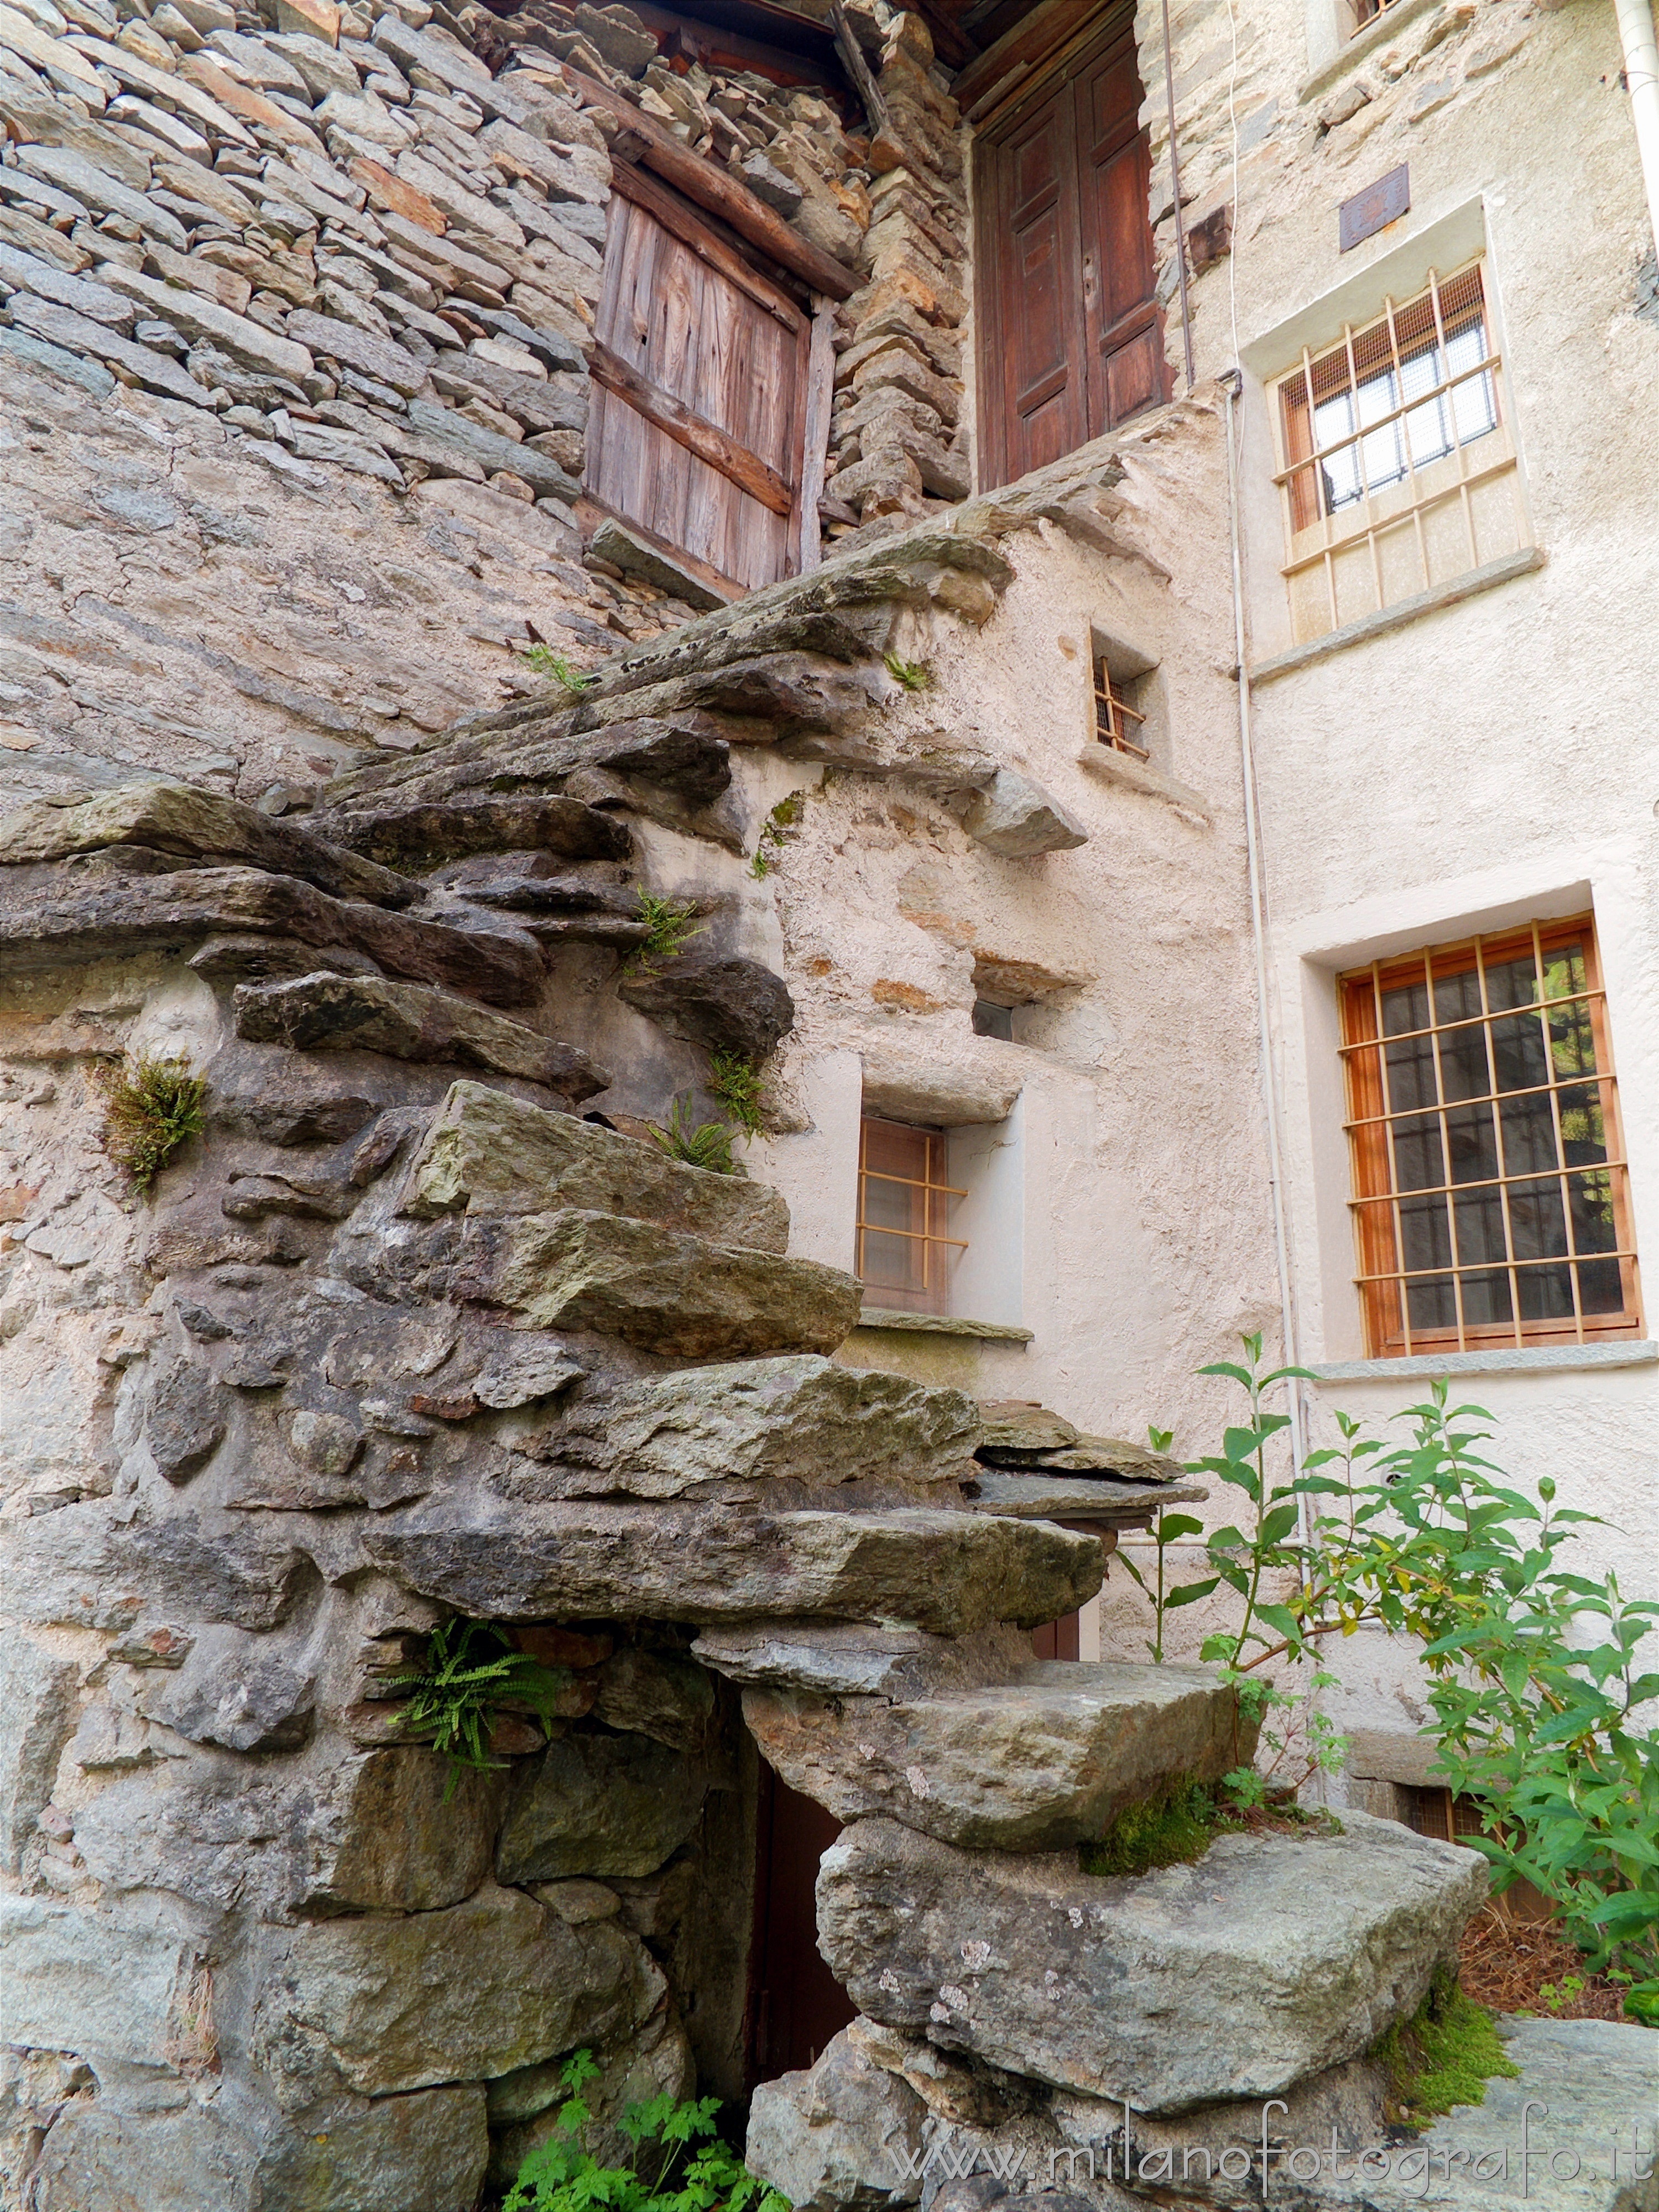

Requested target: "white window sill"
[
  {"left": 1076, "top": 747, "right": 1212, "bottom": 823},
  {"left": 853, "top": 1308, "right": 1034, "bottom": 1343},
  {"left": 1249, "top": 546, "right": 1545, "bottom": 685},
  {"left": 1299, "top": 0, "right": 1441, "bottom": 106},
  {"left": 1308, "top": 1342, "right": 1657, "bottom": 1383}
]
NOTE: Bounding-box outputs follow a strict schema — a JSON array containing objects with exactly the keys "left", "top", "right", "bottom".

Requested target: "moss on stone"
[
  {"left": 1078, "top": 1778, "right": 1230, "bottom": 1877},
  {"left": 1373, "top": 1965, "right": 1521, "bottom": 2128}
]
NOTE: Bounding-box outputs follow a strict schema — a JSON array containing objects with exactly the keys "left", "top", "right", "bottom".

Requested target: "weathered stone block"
[
  {"left": 141, "top": 1625, "right": 316, "bottom": 1753},
  {"left": 258, "top": 1879, "right": 659, "bottom": 2096},
  {"left": 143, "top": 1358, "right": 229, "bottom": 1486},
  {"left": 496, "top": 1729, "right": 709, "bottom": 1881},
  {"left": 959, "top": 769, "right": 1088, "bottom": 858},
  {"left": 362, "top": 1502, "right": 1104, "bottom": 1634},
  {"left": 616, "top": 952, "right": 796, "bottom": 1058},
  {"left": 404, "top": 1079, "right": 789, "bottom": 1251},
  {"left": 1, "top": 1895, "right": 200, "bottom": 2071},
  {"left": 592, "top": 1647, "right": 718, "bottom": 1750},
  {"left": 7, "top": 1505, "right": 311, "bottom": 1632},
  {"left": 456, "top": 1208, "right": 863, "bottom": 1357},
  {"left": 817, "top": 1812, "right": 1490, "bottom": 2114},
  {"left": 545, "top": 1355, "right": 979, "bottom": 1498},
  {"left": 693, "top": 1621, "right": 1033, "bottom": 1699},
  {"left": 317, "top": 794, "right": 632, "bottom": 872},
  {"left": 743, "top": 1662, "right": 1251, "bottom": 1850},
  {"left": 0, "top": 1636, "right": 80, "bottom": 1872},
  {"left": 233, "top": 974, "right": 607, "bottom": 1100},
  {"left": 746, "top": 2027, "right": 927, "bottom": 2212}
]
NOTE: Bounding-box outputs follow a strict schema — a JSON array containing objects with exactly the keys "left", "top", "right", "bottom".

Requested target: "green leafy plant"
[
  {"left": 1128, "top": 1337, "right": 1659, "bottom": 2016},
  {"left": 387, "top": 1618, "right": 569, "bottom": 1799},
  {"left": 748, "top": 794, "right": 802, "bottom": 880},
  {"left": 883, "top": 652, "right": 930, "bottom": 691},
  {"left": 507, "top": 2050, "right": 790, "bottom": 2212},
  {"left": 629, "top": 893, "right": 703, "bottom": 972},
  {"left": 1371, "top": 1966, "right": 1520, "bottom": 2126},
  {"left": 706, "top": 1050, "right": 764, "bottom": 1138},
  {"left": 96, "top": 1054, "right": 208, "bottom": 1194},
  {"left": 645, "top": 1097, "right": 737, "bottom": 1176},
  {"left": 520, "top": 643, "right": 594, "bottom": 692}
]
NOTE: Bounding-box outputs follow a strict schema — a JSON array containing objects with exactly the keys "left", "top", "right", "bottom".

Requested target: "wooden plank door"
[
  {"left": 746, "top": 1763, "right": 854, "bottom": 2084},
  {"left": 975, "top": 10, "right": 1166, "bottom": 491},
  {"left": 587, "top": 174, "right": 820, "bottom": 595}
]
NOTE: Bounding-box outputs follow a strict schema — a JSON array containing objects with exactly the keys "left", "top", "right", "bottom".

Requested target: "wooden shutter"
[
  {"left": 587, "top": 168, "right": 826, "bottom": 596},
  {"left": 975, "top": 10, "right": 1166, "bottom": 492}
]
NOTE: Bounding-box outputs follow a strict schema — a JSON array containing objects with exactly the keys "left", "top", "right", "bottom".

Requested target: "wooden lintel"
[
  {"left": 951, "top": 0, "right": 1115, "bottom": 115},
  {"left": 611, "top": 159, "right": 804, "bottom": 333},
  {"left": 562, "top": 64, "right": 859, "bottom": 301},
  {"left": 589, "top": 341, "right": 796, "bottom": 517}
]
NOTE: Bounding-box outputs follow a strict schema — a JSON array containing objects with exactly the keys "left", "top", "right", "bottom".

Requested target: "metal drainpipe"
[
  {"left": 1160, "top": 0, "right": 1197, "bottom": 390},
  {"left": 1615, "top": 0, "right": 1659, "bottom": 247}
]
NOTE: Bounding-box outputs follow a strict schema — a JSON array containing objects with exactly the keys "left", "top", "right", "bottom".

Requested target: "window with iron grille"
[
  {"left": 1273, "top": 263, "right": 1529, "bottom": 644},
  {"left": 1350, "top": 0, "right": 1403, "bottom": 32},
  {"left": 1093, "top": 661, "right": 1149, "bottom": 760},
  {"left": 1338, "top": 916, "right": 1641, "bottom": 1358},
  {"left": 855, "top": 1117, "right": 967, "bottom": 1315}
]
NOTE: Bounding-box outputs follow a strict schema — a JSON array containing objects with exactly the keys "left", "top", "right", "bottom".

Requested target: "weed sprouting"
[
  {"left": 520, "top": 643, "right": 595, "bottom": 692},
  {"left": 706, "top": 1050, "right": 764, "bottom": 1138},
  {"left": 884, "top": 653, "right": 930, "bottom": 691},
  {"left": 644, "top": 1098, "right": 737, "bottom": 1176},
  {"left": 96, "top": 1055, "right": 208, "bottom": 1194},
  {"left": 386, "top": 1618, "right": 569, "bottom": 1799}
]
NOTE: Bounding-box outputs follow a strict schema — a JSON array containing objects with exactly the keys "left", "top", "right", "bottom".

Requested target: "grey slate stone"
[
  {"left": 143, "top": 1357, "right": 229, "bottom": 1485},
  {"left": 959, "top": 768, "right": 1088, "bottom": 859},
  {"left": 617, "top": 952, "right": 796, "bottom": 1058},
  {"left": 0, "top": 1637, "right": 79, "bottom": 1872},
  {"left": 405, "top": 394, "right": 581, "bottom": 498},
  {"left": 0, "top": 1893, "right": 200, "bottom": 2071},
  {"left": 496, "top": 1729, "right": 709, "bottom": 1881},
  {"left": 0, "top": 240, "right": 136, "bottom": 326},
  {"left": 141, "top": 1625, "right": 316, "bottom": 1752},
  {"left": 747, "top": 2028, "right": 927, "bottom": 2212}
]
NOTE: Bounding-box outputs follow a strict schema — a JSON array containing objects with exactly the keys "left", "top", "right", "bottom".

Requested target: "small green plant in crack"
[
  {"left": 628, "top": 892, "right": 703, "bottom": 972},
  {"left": 1078, "top": 1779, "right": 1234, "bottom": 1879},
  {"left": 506, "top": 2047, "right": 790, "bottom": 2212},
  {"left": 387, "top": 1617, "right": 570, "bottom": 1799},
  {"left": 706, "top": 1048, "right": 765, "bottom": 1138},
  {"left": 748, "top": 792, "right": 803, "bottom": 879},
  {"left": 96, "top": 1054, "right": 208, "bottom": 1195},
  {"left": 1371, "top": 1966, "right": 1520, "bottom": 2128},
  {"left": 520, "top": 641, "right": 594, "bottom": 692},
  {"left": 644, "top": 1096, "right": 737, "bottom": 1176},
  {"left": 883, "top": 652, "right": 930, "bottom": 691}
]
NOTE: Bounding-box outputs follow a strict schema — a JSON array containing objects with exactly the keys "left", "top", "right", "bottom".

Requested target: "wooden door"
[
  {"left": 975, "top": 11, "right": 1165, "bottom": 489},
  {"left": 587, "top": 171, "right": 822, "bottom": 594},
  {"left": 746, "top": 1764, "right": 855, "bottom": 2084}
]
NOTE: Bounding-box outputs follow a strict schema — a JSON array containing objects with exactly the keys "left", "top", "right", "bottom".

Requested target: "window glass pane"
[
  {"left": 1432, "top": 966, "right": 1483, "bottom": 1024},
  {"left": 1452, "top": 1183, "right": 1507, "bottom": 1266},
  {"left": 1390, "top": 1113, "right": 1444, "bottom": 1192},
  {"left": 1484, "top": 949, "right": 1538, "bottom": 1011},
  {"left": 1548, "top": 999, "right": 1599, "bottom": 1082},
  {"left": 1557, "top": 1084, "right": 1608, "bottom": 1166},
  {"left": 1445, "top": 1102, "right": 1499, "bottom": 1185},
  {"left": 1517, "top": 1263, "right": 1575, "bottom": 1322},
  {"left": 1507, "top": 1178, "right": 1568, "bottom": 1262},
  {"left": 1437, "top": 1020, "right": 1491, "bottom": 1102},
  {"left": 1499, "top": 1092, "right": 1559, "bottom": 1176},
  {"left": 1490, "top": 1010, "right": 1550, "bottom": 1093},
  {"left": 1567, "top": 1169, "right": 1618, "bottom": 1256},
  {"left": 1383, "top": 1031, "right": 1438, "bottom": 1113},
  {"left": 1457, "top": 1269, "right": 1512, "bottom": 1326},
  {"left": 1399, "top": 1191, "right": 1453, "bottom": 1274}
]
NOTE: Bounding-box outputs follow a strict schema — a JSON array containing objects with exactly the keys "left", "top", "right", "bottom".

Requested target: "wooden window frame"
[
  {"left": 1269, "top": 259, "right": 1529, "bottom": 644},
  {"left": 1338, "top": 914, "right": 1642, "bottom": 1359},
  {"left": 855, "top": 1116, "right": 968, "bottom": 1315},
  {"left": 1093, "top": 659, "right": 1148, "bottom": 759}
]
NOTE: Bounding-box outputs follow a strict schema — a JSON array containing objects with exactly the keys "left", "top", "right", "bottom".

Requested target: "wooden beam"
[
  {"left": 589, "top": 341, "right": 796, "bottom": 517},
  {"left": 794, "top": 295, "right": 837, "bottom": 572},
  {"left": 829, "top": 0, "right": 890, "bottom": 138},
  {"left": 611, "top": 159, "right": 804, "bottom": 333},
  {"left": 562, "top": 64, "right": 859, "bottom": 301},
  {"left": 951, "top": 0, "right": 1118, "bottom": 115}
]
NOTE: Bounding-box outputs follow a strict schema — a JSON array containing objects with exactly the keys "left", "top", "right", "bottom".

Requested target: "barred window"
[
  {"left": 1339, "top": 917, "right": 1641, "bottom": 1357},
  {"left": 1274, "top": 264, "right": 1528, "bottom": 644},
  {"left": 855, "top": 1117, "right": 966, "bottom": 1314}
]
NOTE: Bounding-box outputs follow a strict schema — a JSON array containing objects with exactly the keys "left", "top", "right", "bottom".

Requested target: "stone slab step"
[
  {"left": 403, "top": 1078, "right": 789, "bottom": 1253},
  {"left": 452, "top": 1206, "right": 863, "bottom": 1358},
  {"left": 743, "top": 1661, "right": 1251, "bottom": 1851},
  {"left": 963, "top": 1470, "right": 1208, "bottom": 1526},
  {"left": 359, "top": 1503, "right": 1105, "bottom": 1636},
  {"left": 816, "top": 1810, "right": 1490, "bottom": 2115},
  {"left": 693, "top": 1620, "right": 1036, "bottom": 1699}
]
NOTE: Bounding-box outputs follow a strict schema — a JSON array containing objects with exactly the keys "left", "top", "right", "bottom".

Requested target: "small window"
[
  {"left": 1338, "top": 915, "right": 1641, "bottom": 1357},
  {"left": 1093, "top": 660, "right": 1149, "bottom": 760},
  {"left": 855, "top": 1117, "right": 967, "bottom": 1316},
  {"left": 1273, "top": 262, "right": 1527, "bottom": 644},
  {"left": 1349, "top": 0, "right": 1404, "bottom": 33},
  {"left": 972, "top": 999, "right": 1016, "bottom": 1040}
]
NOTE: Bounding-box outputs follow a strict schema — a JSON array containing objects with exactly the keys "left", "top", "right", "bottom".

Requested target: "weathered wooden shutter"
[
  {"left": 586, "top": 166, "right": 830, "bottom": 597},
  {"left": 975, "top": 11, "right": 1166, "bottom": 492}
]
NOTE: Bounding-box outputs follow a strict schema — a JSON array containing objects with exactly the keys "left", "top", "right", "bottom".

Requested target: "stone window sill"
[
  {"left": 1076, "top": 747, "right": 1212, "bottom": 823},
  {"left": 853, "top": 1308, "right": 1034, "bottom": 1343},
  {"left": 1249, "top": 547, "right": 1545, "bottom": 686},
  {"left": 1299, "top": 0, "right": 1441, "bottom": 107},
  {"left": 1308, "top": 1341, "right": 1657, "bottom": 1383}
]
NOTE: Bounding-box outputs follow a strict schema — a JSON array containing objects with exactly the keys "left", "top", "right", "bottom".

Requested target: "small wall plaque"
[{"left": 1339, "top": 164, "right": 1410, "bottom": 252}]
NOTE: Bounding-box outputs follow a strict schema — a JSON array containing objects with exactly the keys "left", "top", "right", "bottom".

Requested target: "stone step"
[
  {"left": 360, "top": 1502, "right": 1105, "bottom": 1636},
  {"left": 816, "top": 1810, "right": 1490, "bottom": 2116},
  {"left": 403, "top": 1078, "right": 790, "bottom": 1253},
  {"left": 963, "top": 1470, "right": 1208, "bottom": 1527},
  {"left": 232, "top": 973, "right": 608, "bottom": 1101},
  {"left": 742, "top": 1661, "right": 1251, "bottom": 1851}
]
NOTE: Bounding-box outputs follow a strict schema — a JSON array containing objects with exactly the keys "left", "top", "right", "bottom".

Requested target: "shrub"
[
  {"left": 506, "top": 2050, "right": 789, "bottom": 2212},
  {"left": 386, "top": 1618, "right": 568, "bottom": 1799},
  {"left": 96, "top": 1055, "right": 207, "bottom": 1194}
]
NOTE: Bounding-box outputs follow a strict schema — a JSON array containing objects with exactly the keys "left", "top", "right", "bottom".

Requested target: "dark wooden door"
[
  {"left": 587, "top": 170, "right": 821, "bottom": 594},
  {"left": 975, "top": 12, "right": 1165, "bottom": 488},
  {"left": 747, "top": 1764, "right": 855, "bottom": 2084}
]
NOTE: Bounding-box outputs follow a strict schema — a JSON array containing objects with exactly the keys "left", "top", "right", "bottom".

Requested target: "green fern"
[
  {"left": 748, "top": 793, "right": 803, "bottom": 879},
  {"left": 644, "top": 1097, "right": 737, "bottom": 1176},
  {"left": 883, "top": 652, "right": 930, "bottom": 691},
  {"left": 628, "top": 893, "right": 703, "bottom": 971},
  {"left": 96, "top": 1054, "right": 207, "bottom": 1194},
  {"left": 706, "top": 1050, "right": 764, "bottom": 1138},
  {"left": 520, "top": 642, "right": 594, "bottom": 692},
  {"left": 385, "top": 1618, "right": 569, "bottom": 1799}
]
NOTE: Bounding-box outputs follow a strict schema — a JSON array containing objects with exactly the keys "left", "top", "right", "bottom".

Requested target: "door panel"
[
  {"left": 975, "top": 9, "right": 1166, "bottom": 490},
  {"left": 747, "top": 1763, "right": 854, "bottom": 2084}
]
